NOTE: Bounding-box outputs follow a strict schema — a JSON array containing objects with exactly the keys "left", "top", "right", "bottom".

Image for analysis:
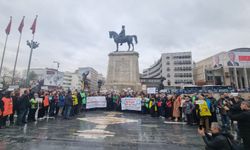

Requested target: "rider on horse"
[{"left": 119, "top": 25, "right": 125, "bottom": 45}]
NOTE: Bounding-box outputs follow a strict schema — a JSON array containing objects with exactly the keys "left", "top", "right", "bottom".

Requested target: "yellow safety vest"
[
  {"left": 72, "top": 95, "right": 78, "bottom": 106},
  {"left": 197, "top": 100, "right": 212, "bottom": 117}
]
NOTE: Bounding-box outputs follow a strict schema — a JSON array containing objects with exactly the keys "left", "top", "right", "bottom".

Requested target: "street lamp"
[{"left": 26, "top": 40, "right": 39, "bottom": 87}]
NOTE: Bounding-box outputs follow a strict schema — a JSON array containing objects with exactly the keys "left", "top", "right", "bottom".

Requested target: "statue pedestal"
[{"left": 105, "top": 51, "right": 141, "bottom": 91}]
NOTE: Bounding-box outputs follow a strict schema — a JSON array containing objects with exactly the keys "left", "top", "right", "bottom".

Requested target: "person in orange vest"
[
  {"left": 1, "top": 91, "right": 13, "bottom": 127},
  {"left": 0, "top": 92, "right": 4, "bottom": 128},
  {"left": 43, "top": 92, "right": 50, "bottom": 118}
]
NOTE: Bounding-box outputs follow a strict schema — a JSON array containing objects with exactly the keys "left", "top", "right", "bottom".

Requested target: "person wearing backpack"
[{"left": 183, "top": 96, "right": 194, "bottom": 125}]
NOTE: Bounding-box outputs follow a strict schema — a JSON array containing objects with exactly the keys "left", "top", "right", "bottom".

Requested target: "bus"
[
  {"left": 202, "top": 85, "right": 233, "bottom": 93},
  {"left": 182, "top": 85, "right": 203, "bottom": 94}
]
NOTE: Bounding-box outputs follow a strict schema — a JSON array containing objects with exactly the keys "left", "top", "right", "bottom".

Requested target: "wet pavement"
[{"left": 0, "top": 111, "right": 204, "bottom": 150}]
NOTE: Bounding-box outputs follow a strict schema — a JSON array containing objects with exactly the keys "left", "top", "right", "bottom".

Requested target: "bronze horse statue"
[{"left": 109, "top": 31, "right": 138, "bottom": 52}]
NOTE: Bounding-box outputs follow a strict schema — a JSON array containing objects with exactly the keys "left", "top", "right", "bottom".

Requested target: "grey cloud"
[{"left": 0, "top": 0, "right": 250, "bottom": 77}]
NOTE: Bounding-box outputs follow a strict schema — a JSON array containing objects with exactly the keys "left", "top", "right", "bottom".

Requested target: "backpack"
[
  {"left": 157, "top": 101, "right": 162, "bottom": 107},
  {"left": 185, "top": 102, "right": 193, "bottom": 114}
]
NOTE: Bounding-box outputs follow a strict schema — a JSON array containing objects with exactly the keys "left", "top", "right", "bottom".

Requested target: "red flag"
[
  {"left": 18, "top": 16, "right": 25, "bottom": 33},
  {"left": 30, "top": 15, "right": 38, "bottom": 34},
  {"left": 5, "top": 17, "right": 12, "bottom": 35}
]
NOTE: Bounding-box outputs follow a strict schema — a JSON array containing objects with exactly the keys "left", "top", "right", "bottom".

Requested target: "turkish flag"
[
  {"left": 5, "top": 17, "right": 12, "bottom": 35},
  {"left": 30, "top": 15, "right": 38, "bottom": 34},
  {"left": 18, "top": 16, "right": 25, "bottom": 33}
]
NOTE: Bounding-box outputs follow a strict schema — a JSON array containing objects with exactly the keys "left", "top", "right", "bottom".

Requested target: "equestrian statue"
[{"left": 109, "top": 25, "right": 138, "bottom": 52}]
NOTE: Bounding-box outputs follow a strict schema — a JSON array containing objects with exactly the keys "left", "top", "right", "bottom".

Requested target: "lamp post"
[
  {"left": 26, "top": 40, "right": 39, "bottom": 87},
  {"left": 53, "top": 61, "right": 60, "bottom": 86}
]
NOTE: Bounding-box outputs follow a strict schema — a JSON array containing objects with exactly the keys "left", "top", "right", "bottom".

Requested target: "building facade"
[
  {"left": 193, "top": 48, "right": 250, "bottom": 90},
  {"left": 30, "top": 68, "right": 64, "bottom": 88},
  {"left": 29, "top": 67, "right": 101, "bottom": 92},
  {"left": 142, "top": 52, "right": 193, "bottom": 87}
]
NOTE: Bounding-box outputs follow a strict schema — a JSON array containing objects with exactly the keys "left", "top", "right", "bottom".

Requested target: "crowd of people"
[
  {"left": 0, "top": 89, "right": 87, "bottom": 127},
  {"left": 0, "top": 89, "right": 249, "bottom": 149}
]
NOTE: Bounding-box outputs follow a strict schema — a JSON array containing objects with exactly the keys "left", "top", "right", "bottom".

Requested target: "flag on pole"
[
  {"left": 30, "top": 15, "right": 38, "bottom": 34},
  {"left": 5, "top": 16, "right": 12, "bottom": 35},
  {"left": 18, "top": 16, "right": 25, "bottom": 33}
]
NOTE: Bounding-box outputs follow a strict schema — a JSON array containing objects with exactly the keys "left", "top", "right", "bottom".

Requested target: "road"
[{"left": 0, "top": 111, "right": 204, "bottom": 150}]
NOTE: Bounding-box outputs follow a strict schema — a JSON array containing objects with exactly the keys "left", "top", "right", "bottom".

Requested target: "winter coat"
[
  {"left": 229, "top": 106, "right": 250, "bottom": 138},
  {"left": 64, "top": 94, "right": 73, "bottom": 106},
  {"left": 202, "top": 133, "right": 231, "bottom": 150}
]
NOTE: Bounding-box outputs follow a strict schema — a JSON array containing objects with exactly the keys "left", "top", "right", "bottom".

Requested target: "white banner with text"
[
  {"left": 121, "top": 98, "right": 142, "bottom": 111},
  {"left": 86, "top": 96, "right": 107, "bottom": 109}
]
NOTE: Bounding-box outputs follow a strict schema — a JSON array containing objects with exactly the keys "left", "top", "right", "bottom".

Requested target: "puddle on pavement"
[{"left": 75, "top": 112, "right": 138, "bottom": 139}]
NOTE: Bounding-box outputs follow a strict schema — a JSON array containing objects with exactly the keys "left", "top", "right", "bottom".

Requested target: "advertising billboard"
[{"left": 213, "top": 51, "right": 250, "bottom": 68}]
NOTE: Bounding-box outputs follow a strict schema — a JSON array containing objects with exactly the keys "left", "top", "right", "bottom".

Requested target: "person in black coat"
[
  {"left": 63, "top": 91, "right": 73, "bottom": 119},
  {"left": 229, "top": 100, "right": 250, "bottom": 149},
  {"left": 16, "top": 90, "right": 30, "bottom": 125},
  {"left": 198, "top": 122, "right": 231, "bottom": 150}
]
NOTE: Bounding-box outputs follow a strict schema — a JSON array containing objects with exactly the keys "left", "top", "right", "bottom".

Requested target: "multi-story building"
[
  {"left": 193, "top": 48, "right": 250, "bottom": 90},
  {"left": 62, "top": 72, "right": 73, "bottom": 90},
  {"left": 62, "top": 71, "right": 81, "bottom": 90},
  {"left": 142, "top": 52, "right": 193, "bottom": 87}
]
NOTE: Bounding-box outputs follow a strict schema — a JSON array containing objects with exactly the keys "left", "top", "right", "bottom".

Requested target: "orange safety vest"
[
  {"left": 2, "top": 97, "right": 13, "bottom": 116},
  {"left": 43, "top": 96, "right": 49, "bottom": 107}
]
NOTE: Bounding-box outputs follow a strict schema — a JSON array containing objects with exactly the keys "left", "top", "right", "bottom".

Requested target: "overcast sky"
[{"left": 0, "top": 0, "right": 250, "bottom": 77}]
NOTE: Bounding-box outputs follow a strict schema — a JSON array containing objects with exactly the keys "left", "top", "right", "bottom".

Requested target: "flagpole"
[
  {"left": 0, "top": 34, "right": 9, "bottom": 77},
  {"left": 11, "top": 32, "right": 23, "bottom": 84}
]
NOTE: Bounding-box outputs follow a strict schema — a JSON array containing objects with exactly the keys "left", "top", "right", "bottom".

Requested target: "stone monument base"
[{"left": 105, "top": 51, "right": 141, "bottom": 92}]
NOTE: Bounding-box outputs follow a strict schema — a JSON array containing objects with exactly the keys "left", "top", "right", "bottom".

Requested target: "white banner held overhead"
[
  {"left": 121, "top": 97, "right": 141, "bottom": 111},
  {"left": 147, "top": 87, "right": 156, "bottom": 94},
  {"left": 86, "top": 96, "right": 107, "bottom": 109}
]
